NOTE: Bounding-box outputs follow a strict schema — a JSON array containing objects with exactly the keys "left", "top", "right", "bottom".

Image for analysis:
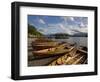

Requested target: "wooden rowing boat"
[
  {"left": 31, "top": 41, "right": 61, "bottom": 50},
  {"left": 31, "top": 39, "right": 69, "bottom": 50},
  {"left": 48, "top": 47, "right": 87, "bottom": 66},
  {"left": 33, "top": 38, "right": 55, "bottom": 43},
  {"left": 32, "top": 43, "right": 75, "bottom": 58}
]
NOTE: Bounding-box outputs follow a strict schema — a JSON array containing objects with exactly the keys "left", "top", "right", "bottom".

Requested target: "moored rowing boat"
[
  {"left": 32, "top": 43, "right": 75, "bottom": 58},
  {"left": 48, "top": 48, "right": 87, "bottom": 66}
]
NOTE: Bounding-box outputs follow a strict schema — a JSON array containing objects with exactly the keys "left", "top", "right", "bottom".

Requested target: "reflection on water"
[{"left": 51, "top": 37, "right": 87, "bottom": 47}]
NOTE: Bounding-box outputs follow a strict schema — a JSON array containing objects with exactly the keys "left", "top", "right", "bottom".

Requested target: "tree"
[{"left": 28, "top": 24, "right": 43, "bottom": 36}]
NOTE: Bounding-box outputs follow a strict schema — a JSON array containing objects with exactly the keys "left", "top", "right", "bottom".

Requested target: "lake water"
[{"left": 51, "top": 37, "right": 87, "bottom": 47}]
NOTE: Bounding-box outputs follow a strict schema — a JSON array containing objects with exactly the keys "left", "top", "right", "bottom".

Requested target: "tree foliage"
[{"left": 28, "top": 24, "right": 42, "bottom": 36}]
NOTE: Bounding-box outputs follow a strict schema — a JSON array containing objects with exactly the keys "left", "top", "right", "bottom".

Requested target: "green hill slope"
[{"left": 28, "top": 24, "right": 43, "bottom": 37}]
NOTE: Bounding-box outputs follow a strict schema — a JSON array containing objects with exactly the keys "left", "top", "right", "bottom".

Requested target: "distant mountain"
[
  {"left": 28, "top": 24, "right": 43, "bottom": 37},
  {"left": 45, "top": 32, "right": 87, "bottom": 39},
  {"left": 45, "top": 33, "right": 69, "bottom": 39},
  {"left": 71, "top": 32, "right": 88, "bottom": 37}
]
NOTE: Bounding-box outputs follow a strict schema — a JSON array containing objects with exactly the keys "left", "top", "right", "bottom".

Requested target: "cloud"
[
  {"left": 61, "top": 16, "right": 75, "bottom": 22},
  {"left": 35, "top": 16, "right": 88, "bottom": 35},
  {"left": 58, "top": 24, "right": 73, "bottom": 35},
  {"left": 60, "top": 17, "right": 88, "bottom": 34},
  {"left": 39, "top": 19, "right": 45, "bottom": 24},
  {"left": 29, "top": 23, "right": 35, "bottom": 26},
  {"left": 41, "top": 22, "right": 87, "bottom": 35},
  {"left": 38, "top": 28, "right": 48, "bottom": 33},
  {"left": 79, "top": 22, "right": 87, "bottom": 27},
  {"left": 61, "top": 17, "right": 88, "bottom": 27},
  {"left": 47, "top": 23, "right": 75, "bottom": 35},
  {"left": 71, "top": 27, "right": 87, "bottom": 33}
]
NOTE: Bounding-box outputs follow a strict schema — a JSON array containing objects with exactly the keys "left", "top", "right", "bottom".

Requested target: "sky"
[{"left": 28, "top": 15, "right": 88, "bottom": 35}]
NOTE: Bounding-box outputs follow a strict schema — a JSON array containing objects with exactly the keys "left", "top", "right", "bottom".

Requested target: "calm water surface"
[{"left": 51, "top": 37, "right": 87, "bottom": 47}]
